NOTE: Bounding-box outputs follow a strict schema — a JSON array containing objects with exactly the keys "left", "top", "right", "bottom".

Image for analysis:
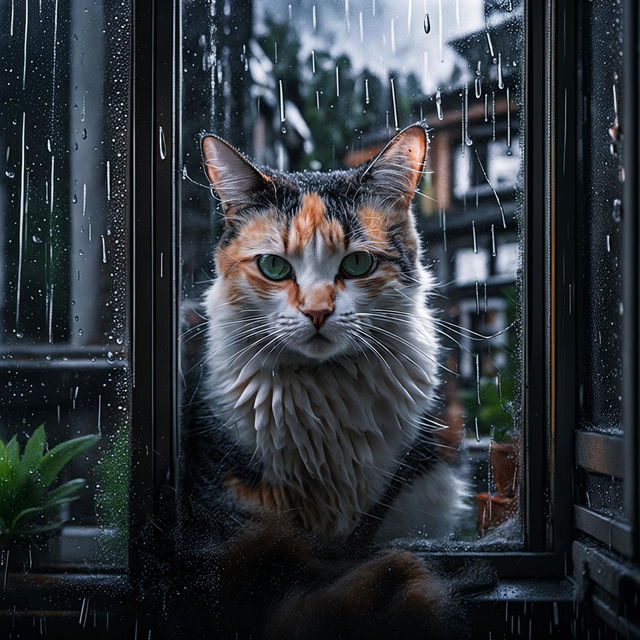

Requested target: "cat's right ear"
[{"left": 201, "top": 135, "right": 272, "bottom": 215}]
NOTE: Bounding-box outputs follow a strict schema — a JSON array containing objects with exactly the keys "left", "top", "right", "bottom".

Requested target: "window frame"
[{"left": 131, "top": 0, "right": 565, "bottom": 578}]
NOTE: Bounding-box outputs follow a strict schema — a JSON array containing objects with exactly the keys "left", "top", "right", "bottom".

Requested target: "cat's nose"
[{"left": 303, "top": 305, "right": 333, "bottom": 329}]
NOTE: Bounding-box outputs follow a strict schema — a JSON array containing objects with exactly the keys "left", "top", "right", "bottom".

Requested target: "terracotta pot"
[
  {"left": 476, "top": 493, "right": 516, "bottom": 534},
  {"left": 490, "top": 442, "right": 518, "bottom": 497}
]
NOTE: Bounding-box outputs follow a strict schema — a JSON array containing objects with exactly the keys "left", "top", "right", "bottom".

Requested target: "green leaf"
[
  {"left": 18, "top": 425, "right": 46, "bottom": 480},
  {"left": 38, "top": 434, "right": 99, "bottom": 487},
  {"left": 10, "top": 505, "right": 49, "bottom": 530},
  {"left": 44, "top": 478, "right": 86, "bottom": 505},
  {"left": 5, "top": 435, "right": 20, "bottom": 469},
  {"left": 0, "top": 437, "right": 17, "bottom": 516},
  {"left": 41, "top": 495, "right": 81, "bottom": 510}
]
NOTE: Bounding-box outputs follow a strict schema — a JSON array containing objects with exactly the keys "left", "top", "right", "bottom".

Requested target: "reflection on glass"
[
  {"left": 0, "top": 2, "right": 131, "bottom": 570},
  {"left": 182, "top": 0, "right": 523, "bottom": 547}
]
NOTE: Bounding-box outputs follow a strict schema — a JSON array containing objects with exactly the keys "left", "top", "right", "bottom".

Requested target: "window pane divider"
[
  {"left": 575, "top": 431, "right": 625, "bottom": 478},
  {"left": 574, "top": 506, "right": 634, "bottom": 557}
]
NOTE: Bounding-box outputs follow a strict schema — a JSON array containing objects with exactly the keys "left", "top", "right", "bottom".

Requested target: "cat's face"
[{"left": 202, "top": 125, "right": 429, "bottom": 363}]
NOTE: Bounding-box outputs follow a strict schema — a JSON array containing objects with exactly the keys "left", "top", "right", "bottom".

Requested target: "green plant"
[
  {"left": 95, "top": 423, "right": 130, "bottom": 561},
  {"left": 0, "top": 425, "right": 99, "bottom": 540}
]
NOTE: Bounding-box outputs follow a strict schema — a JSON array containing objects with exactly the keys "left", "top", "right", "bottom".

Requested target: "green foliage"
[
  {"left": 461, "top": 285, "right": 519, "bottom": 443},
  {"left": 0, "top": 426, "right": 99, "bottom": 540},
  {"left": 95, "top": 424, "right": 130, "bottom": 560},
  {"left": 257, "top": 16, "right": 425, "bottom": 171},
  {"left": 463, "top": 376, "right": 515, "bottom": 442}
]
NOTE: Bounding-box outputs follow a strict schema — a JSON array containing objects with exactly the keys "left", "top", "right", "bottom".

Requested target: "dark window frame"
[{"left": 4, "top": 0, "right": 640, "bottom": 634}]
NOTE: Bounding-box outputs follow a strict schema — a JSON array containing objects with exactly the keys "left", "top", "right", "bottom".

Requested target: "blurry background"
[{"left": 180, "top": 0, "right": 524, "bottom": 545}]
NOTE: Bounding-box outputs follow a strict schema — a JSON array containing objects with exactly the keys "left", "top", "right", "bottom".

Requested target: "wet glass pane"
[
  {"left": 181, "top": 0, "right": 524, "bottom": 548},
  {"left": 0, "top": 1, "right": 131, "bottom": 570},
  {"left": 577, "top": 0, "right": 624, "bottom": 435}
]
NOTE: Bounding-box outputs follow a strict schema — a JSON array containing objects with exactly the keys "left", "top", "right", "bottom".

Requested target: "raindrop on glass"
[
  {"left": 423, "top": 13, "right": 430, "bottom": 34},
  {"left": 612, "top": 198, "right": 622, "bottom": 222},
  {"left": 435, "top": 88, "right": 443, "bottom": 120},
  {"left": 159, "top": 125, "right": 167, "bottom": 160}
]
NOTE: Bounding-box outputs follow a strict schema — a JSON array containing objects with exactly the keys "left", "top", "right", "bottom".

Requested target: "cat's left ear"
[
  {"left": 201, "top": 134, "right": 273, "bottom": 215},
  {"left": 359, "top": 123, "right": 428, "bottom": 207}
]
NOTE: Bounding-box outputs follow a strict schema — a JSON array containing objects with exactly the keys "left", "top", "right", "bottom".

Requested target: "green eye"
[
  {"left": 257, "top": 254, "right": 292, "bottom": 281},
  {"left": 340, "top": 251, "right": 375, "bottom": 278}
]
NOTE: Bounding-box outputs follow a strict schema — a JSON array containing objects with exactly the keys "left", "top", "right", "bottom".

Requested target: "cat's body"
[
  {"left": 198, "top": 124, "right": 467, "bottom": 543},
  {"left": 162, "top": 124, "right": 480, "bottom": 639}
]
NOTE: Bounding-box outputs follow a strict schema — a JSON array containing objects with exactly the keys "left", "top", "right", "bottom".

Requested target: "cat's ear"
[
  {"left": 359, "top": 123, "right": 428, "bottom": 207},
  {"left": 201, "top": 135, "right": 272, "bottom": 215}
]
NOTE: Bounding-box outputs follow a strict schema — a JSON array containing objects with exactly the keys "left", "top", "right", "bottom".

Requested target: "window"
[
  {"left": 1, "top": 0, "right": 639, "bottom": 637},
  {"left": 182, "top": 0, "right": 525, "bottom": 547},
  {"left": 1, "top": 0, "right": 131, "bottom": 571}
]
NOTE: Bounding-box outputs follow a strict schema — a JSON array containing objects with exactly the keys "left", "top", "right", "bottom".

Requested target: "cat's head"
[{"left": 201, "top": 124, "right": 429, "bottom": 363}]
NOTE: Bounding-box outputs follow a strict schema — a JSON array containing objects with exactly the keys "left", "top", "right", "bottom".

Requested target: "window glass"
[
  {"left": 578, "top": 0, "right": 624, "bottom": 436},
  {"left": 574, "top": 0, "right": 626, "bottom": 532},
  {"left": 181, "top": 0, "right": 524, "bottom": 547},
  {"left": 1, "top": 1, "right": 131, "bottom": 569}
]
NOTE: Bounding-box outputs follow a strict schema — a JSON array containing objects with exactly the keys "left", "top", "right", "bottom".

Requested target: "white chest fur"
[{"left": 206, "top": 316, "right": 440, "bottom": 536}]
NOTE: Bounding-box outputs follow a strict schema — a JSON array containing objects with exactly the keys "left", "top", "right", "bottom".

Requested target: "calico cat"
[
  {"left": 198, "top": 122, "right": 467, "bottom": 543},
  {"left": 168, "top": 123, "right": 477, "bottom": 639}
]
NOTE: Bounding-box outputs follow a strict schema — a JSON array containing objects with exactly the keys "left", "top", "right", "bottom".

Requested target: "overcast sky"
[{"left": 254, "top": 0, "right": 487, "bottom": 95}]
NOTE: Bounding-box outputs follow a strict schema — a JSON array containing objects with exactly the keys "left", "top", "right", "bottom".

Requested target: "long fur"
[{"left": 199, "top": 123, "right": 468, "bottom": 541}]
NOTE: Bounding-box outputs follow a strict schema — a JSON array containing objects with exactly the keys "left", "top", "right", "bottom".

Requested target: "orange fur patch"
[
  {"left": 289, "top": 193, "right": 345, "bottom": 254},
  {"left": 357, "top": 205, "right": 418, "bottom": 255},
  {"left": 217, "top": 213, "right": 290, "bottom": 304},
  {"left": 353, "top": 264, "right": 398, "bottom": 298},
  {"left": 226, "top": 476, "right": 294, "bottom": 513},
  {"left": 216, "top": 216, "right": 273, "bottom": 276},
  {"left": 357, "top": 206, "right": 390, "bottom": 247}
]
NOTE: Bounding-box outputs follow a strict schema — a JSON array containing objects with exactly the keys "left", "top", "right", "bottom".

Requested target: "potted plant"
[
  {"left": 462, "top": 373, "right": 520, "bottom": 534},
  {"left": 0, "top": 425, "right": 99, "bottom": 570}
]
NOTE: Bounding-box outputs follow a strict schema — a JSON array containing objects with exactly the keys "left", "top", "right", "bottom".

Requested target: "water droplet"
[
  {"left": 475, "top": 61, "right": 482, "bottom": 98},
  {"left": 278, "top": 79, "right": 286, "bottom": 130},
  {"left": 81, "top": 128, "right": 87, "bottom": 140},
  {"left": 15, "top": 330, "right": 24, "bottom": 339},
  {"left": 435, "top": 88, "right": 443, "bottom": 120},
  {"left": 5, "top": 170, "right": 15, "bottom": 178},
  {"left": 612, "top": 198, "right": 622, "bottom": 222},
  {"left": 159, "top": 125, "right": 167, "bottom": 160},
  {"left": 390, "top": 77, "right": 399, "bottom": 130},
  {"left": 486, "top": 31, "right": 495, "bottom": 58},
  {"left": 423, "top": 13, "right": 430, "bottom": 34},
  {"left": 32, "top": 235, "right": 43, "bottom": 243}
]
